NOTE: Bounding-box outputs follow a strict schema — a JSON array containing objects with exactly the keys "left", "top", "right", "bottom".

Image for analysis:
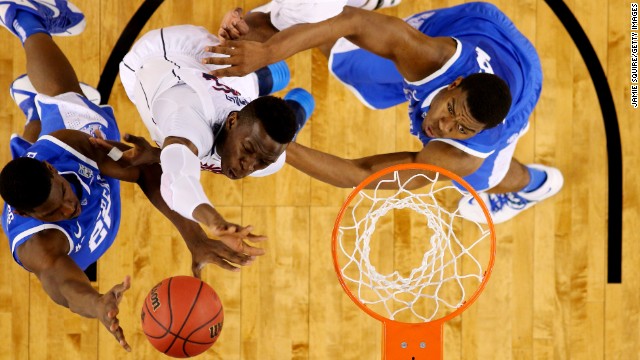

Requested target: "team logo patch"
[
  {"left": 78, "top": 164, "right": 93, "bottom": 178},
  {"left": 25, "top": 152, "right": 37, "bottom": 158}
]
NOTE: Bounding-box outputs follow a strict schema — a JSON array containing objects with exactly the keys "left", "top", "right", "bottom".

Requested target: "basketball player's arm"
[
  {"left": 135, "top": 161, "right": 262, "bottom": 274},
  {"left": 160, "top": 137, "right": 268, "bottom": 256},
  {"left": 286, "top": 141, "right": 483, "bottom": 189},
  {"left": 16, "top": 231, "right": 131, "bottom": 351},
  {"left": 206, "top": 6, "right": 454, "bottom": 82},
  {"left": 63, "top": 130, "right": 263, "bottom": 271}
]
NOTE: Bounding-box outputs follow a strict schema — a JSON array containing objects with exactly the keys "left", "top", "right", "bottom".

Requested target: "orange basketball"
[{"left": 141, "top": 276, "right": 224, "bottom": 358}]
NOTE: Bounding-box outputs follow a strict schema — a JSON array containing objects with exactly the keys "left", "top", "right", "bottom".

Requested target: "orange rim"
[{"left": 331, "top": 163, "right": 496, "bottom": 326}]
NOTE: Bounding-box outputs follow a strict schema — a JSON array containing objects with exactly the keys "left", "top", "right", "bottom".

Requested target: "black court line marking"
[
  {"left": 97, "top": 1, "right": 623, "bottom": 283},
  {"left": 97, "top": 0, "right": 165, "bottom": 103},
  {"left": 544, "top": 0, "right": 623, "bottom": 284}
]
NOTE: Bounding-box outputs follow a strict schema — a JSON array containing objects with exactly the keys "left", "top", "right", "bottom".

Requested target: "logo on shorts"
[
  {"left": 78, "top": 164, "right": 93, "bottom": 179},
  {"left": 25, "top": 152, "right": 37, "bottom": 158}
]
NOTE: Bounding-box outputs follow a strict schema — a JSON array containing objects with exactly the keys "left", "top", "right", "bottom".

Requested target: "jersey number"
[
  {"left": 88, "top": 187, "right": 112, "bottom": 252},
  {"left": 475, "top": 47, "right": 495, "bottom": 74}
]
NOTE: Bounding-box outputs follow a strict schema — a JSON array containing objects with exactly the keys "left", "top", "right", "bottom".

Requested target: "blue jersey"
[
  {"left": 404, "top": 2, "right": 541, "bottom": 157},
  {"left": 2, "top": 92, "right": 122, "bottom": 271},
  {"left": 2, "top": 136, "right": 122, "bottom": 271},
  {"left": 329, "top": 2, "right": 542, "bottom": 190}
]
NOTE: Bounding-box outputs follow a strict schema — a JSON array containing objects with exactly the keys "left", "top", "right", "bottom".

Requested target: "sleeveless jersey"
[{"left": 2, "top": 136, "right": 122, "bottom": 271}]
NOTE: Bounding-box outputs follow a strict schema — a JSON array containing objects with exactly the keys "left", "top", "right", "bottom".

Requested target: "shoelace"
[{"left": 487, "top": 192, "right": 530, "bottom": 212}]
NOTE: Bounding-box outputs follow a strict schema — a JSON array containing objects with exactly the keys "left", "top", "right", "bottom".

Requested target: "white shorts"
[
  {"left": 119, "top": 25, "right": 257, "bottom": 105},
  {"left": 257, "top": 0, "right": 347, "bottom": 30},
  {"left": 35, "top": 92, "right": 119, "bottom": 140}
]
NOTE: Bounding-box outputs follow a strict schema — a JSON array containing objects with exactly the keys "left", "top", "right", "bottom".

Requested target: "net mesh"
[{"left": 336, "top": 170, "right": 492, "bottom": 322}]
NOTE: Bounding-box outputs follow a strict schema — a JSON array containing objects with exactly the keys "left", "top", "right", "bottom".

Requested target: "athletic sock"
[
  {"left": 255, "top": 66, "right": 275, "bottom": 96},
  {"left": 13, "top": 10, "right": 49, "bottom": 44},
  {"left": 255, "top": 61, "right": 290, "bottom": 96},
  {"left": 521, "top": 166, "right": 547, "bottom": 193}
]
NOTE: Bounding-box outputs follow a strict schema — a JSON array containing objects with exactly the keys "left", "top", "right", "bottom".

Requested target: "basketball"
[{"left": 141, "top": 276, "right": 224, "bottom": 358}]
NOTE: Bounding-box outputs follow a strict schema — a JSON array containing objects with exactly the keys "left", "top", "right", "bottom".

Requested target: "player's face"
[
  {"left": 219, "top": 115, "right": 286, "bottom": 180},
  {"left": 422, "top": 77, "right": 485, "bottom": 140},
  {"left": 25, "top": 169, "right": 82, "bottom": 222}
]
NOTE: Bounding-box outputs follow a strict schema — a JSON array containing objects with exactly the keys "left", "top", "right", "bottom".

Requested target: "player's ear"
[
  {"left": 448, "top": 76, "right": 464, "bottom": 89},
  {"left": 226, "top": 111, "right": 239, "bottom": 129},
  {"left": 41, "top": 161, "right": 58, "bottom": 178}
]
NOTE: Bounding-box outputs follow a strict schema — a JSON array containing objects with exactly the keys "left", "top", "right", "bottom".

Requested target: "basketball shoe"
[
  {"left": 284, "top": 88, "right": 315, "bottom": 140},
  {"left": 0, "top": 0, "right": 85, "bottom": 41},
  {"left": 10, "top": 73, "right": 101, "bottom": 123},
  {"left": 458, "top": 164, "right": 564, "bottom": 224}
]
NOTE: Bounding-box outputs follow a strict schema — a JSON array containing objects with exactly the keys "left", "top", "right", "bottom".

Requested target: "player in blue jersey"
[
  {"left": 0, "top": 0, "right": 265, "bottom": 351},
  {"left": 206, "top": 2, "right": 564, "bottom": 224}
]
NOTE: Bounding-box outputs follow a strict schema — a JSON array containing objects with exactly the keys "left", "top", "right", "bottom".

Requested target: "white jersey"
[{"left": 120, "top": 25, "right": 283, "bottom": 176}]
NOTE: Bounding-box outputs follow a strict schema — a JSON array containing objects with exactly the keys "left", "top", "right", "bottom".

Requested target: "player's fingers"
[
  {"left": 207, "top": 257, "right": 241, "bottom": 272},
  {"left": 88, "top": 137, "right": 114, "bottom": 151},
  {"left": 218, "top": 28, "right": 232, "bottom": 41},
  {"left": 234, "top": 20, "right": 250, "bottom": 35},
  {"left": 113, "top": 326, "right": 131, "bottom": 352},
  {"left": 240, "top": 242, "right": 266, "bottom": 257},
  {"left": 123, "top": 133, "right": 147, "bottom": 147},
  {"left": 227, "top": 26, "right": 242, "bottom": 39},
  {"left": 94, "top": 129, "right": 105, "bottom": 139},
  {"left": 112, "top": 276, "right": 131, "bottom": 298},
  {"left": 207, "top": 67, "right": 239, "bottom": 78},
  {"left": 109, "top": 317, "right": 120, "bottom": 332},
  {"left": 246, "top": 233, "right": 268, "bottom": 243},
  {"left": 216, "top": 246, "right": 253, "bottom": 264}
]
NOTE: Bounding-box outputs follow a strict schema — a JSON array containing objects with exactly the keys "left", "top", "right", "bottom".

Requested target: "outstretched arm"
[
  {"left": 48, "top": 129, "right": 265, "bottom": 272},
  {"left": 136, "top": 161, "right": 265, "bottom": 275},
  {"left": 16, "top": 231, "right": 131, "bottom": 351},
  {"left": 206, "top": 6, "right": 455, "bottom": 82},
  {"left": 285, "top": 141, "right": 483, "bottom": 189}
]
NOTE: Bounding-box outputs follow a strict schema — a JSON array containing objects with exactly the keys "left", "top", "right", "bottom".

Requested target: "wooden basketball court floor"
[{"left": 0, "top": 0, "right": 638, "bottom": 359}]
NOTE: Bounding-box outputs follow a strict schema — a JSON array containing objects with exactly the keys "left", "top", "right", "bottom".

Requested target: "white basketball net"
[{"left": 336, "top": 170, "right": 492, "bottom": 322}]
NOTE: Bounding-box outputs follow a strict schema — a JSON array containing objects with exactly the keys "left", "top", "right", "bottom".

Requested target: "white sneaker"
[
  {"left": 0, "top": 0, "right": 86, "bottom": 40},
  {"left": 458, "top": 164, "right": 564, "bottom": 224}
]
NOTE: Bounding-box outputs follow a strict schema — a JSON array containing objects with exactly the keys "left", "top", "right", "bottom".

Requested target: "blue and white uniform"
[
  {"left": 2, "top": 92, "right": 122, "bottom": 271},
  {"left": 329, "top": 2, "right": 542, "bottom": 191}
]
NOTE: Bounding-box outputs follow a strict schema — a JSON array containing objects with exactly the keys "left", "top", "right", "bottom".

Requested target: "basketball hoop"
[{"left": 332, "top": 163, "right": 496, "bottom": 359}]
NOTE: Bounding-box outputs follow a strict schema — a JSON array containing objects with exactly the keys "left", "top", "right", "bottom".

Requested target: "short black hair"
[
  {"left": 239, "top": 96, "right": 297, "bottom": 144},
  {"left": 459, "top": 73, "right": 512, "bottom": 129},
  {"left": 0, "top": 157, "right": 53, "bottom": 212}
]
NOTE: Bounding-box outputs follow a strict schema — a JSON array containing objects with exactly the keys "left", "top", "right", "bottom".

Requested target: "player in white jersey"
[
  {"left": 117, "top": 25, "right": 315, "bottom": 253},
  {"left": 206, "top": 2, "right": 564, "bottom": 225}
]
